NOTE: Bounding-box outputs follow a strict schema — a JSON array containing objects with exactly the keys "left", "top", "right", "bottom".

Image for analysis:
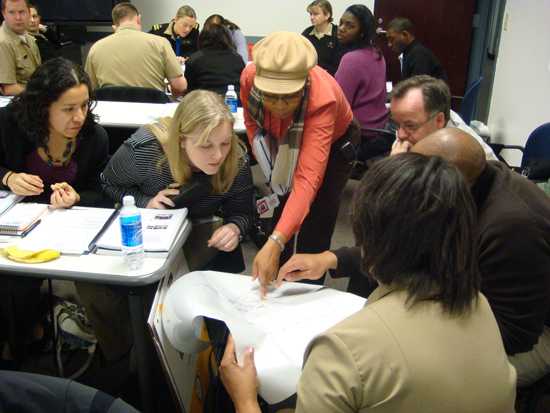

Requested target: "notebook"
[
  {"left": 95, "top": 208, "right": 188, "bottom": 256},
  {"left": 0, "top": 203, "right": 48, "bottom": 235}
]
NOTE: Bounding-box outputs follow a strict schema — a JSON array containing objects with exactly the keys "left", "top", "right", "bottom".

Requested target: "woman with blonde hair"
[
  {"left": 149, "top": 5, "right": 199, "bottom": 60},
  {"left": 77, "top": 90, "right": 254, "bottom": 363},
  {"left": 301, "top": 0, "right": 340, "bottom": 75},
  {"left": 102, "top": 89, "right": 253, "bottom": 267}
]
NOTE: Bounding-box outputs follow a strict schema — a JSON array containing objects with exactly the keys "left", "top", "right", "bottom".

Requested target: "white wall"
[
  {"left": 131, "top": 0, "right": 374, "bottom": 37},
  {"left": 487, "top": 0, "right": 550, "bottom": 165}
]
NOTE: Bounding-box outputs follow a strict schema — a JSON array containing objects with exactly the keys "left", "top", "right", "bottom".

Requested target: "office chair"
[
  {"left": 350, "top": 127, "right": 395, "bottom": 180},
  {"left": 94, "top": 85, "right": 171, "bottom": 104},
  {"left": 95, "top": 86, "right": 171, "bottom": 154},
  {"left": 490, "top": 122, "right": 550, "bottom": 181},
  {"left": 459, "top": 77, "right": 483, "bottom": 126}
]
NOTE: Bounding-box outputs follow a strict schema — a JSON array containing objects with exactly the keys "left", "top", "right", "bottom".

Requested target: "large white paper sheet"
[{"left": 162, "top": 271, "right": 366, "bottom": 404}]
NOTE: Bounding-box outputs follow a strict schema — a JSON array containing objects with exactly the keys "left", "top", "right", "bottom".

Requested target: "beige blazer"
[
  {"left": 296, "top": 285, "right": 516, "bottom": 413},
  {"left": 84, "top": 26, "right": 182, "bottom": 91}
]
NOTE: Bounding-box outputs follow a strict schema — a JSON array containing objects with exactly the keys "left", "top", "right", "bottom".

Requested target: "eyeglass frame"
[
  {"left": 391, "top": 110, "right": 442, "bottom": 135},
  {"left": 261, "top": 90, "right": 304, "bottom": 107}
]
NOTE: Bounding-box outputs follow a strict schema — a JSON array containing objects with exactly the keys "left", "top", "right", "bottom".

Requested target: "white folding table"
[{"left": 0, "top": 218, "right": 191, "bottom": 413}]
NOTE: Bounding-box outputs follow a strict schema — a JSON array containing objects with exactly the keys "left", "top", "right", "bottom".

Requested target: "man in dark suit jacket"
[{"left": 386, "top": 17, "right": 447, "bottom": 82}]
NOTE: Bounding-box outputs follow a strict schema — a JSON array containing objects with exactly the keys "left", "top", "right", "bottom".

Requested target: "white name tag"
[{"left": 256, "top": 193, "right": 280, "bottom": 218}]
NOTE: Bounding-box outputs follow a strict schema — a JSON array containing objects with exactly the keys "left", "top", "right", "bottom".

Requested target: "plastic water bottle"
[
  {"left": 120, "top": 195, "right": 144, "bottom": 270},
  {"left": 224, "top": 84, "right": 238, "bottom": 114}
]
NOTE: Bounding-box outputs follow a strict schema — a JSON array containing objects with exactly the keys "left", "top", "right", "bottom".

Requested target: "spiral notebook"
[{"left": 0, "top": 203, "right": 49, "bottom": 235}]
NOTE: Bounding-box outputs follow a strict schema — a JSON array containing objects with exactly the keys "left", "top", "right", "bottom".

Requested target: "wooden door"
[{"left": 373, "top": 0, "right": 476, "bottom": 96}]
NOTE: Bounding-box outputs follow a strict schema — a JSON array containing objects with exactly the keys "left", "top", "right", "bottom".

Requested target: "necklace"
[{"left": 42, "top": 138, "right": 74, "bottom": 167}]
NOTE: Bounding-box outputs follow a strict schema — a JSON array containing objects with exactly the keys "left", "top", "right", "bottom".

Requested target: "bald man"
[
  {"left": 279, "top": 127, "right": 550, "bottom": 387},
  {"left": 416, "top": 128, "right": 550, "bottom": 386}
]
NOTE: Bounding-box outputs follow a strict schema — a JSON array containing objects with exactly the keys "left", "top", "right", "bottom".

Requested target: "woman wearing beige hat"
[{"left": 240, "top": 31, "right": 357, "bottom": 293}]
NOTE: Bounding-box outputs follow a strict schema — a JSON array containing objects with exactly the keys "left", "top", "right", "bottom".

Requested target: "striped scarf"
[{"left": 247, "top": 79, "right": 310, "bottom": 195}]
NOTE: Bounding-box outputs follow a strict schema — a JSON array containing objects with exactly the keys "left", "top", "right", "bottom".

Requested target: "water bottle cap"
[
  {"left": 122, "top": 195, "right": 136, "bottom": 207},
  {"left": 227, "top": 84, "right": 235, "bottom": 91}
]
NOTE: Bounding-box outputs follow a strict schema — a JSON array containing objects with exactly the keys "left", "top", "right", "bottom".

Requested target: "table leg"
[{"left": 128, "top": 289, "right": 154, "bottom": 413}]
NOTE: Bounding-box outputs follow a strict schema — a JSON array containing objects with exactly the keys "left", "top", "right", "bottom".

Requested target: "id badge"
[{"left": 256, "top": 193, "right": 280, "bottom": 218}]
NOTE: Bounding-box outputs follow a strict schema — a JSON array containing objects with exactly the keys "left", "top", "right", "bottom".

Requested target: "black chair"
[
  {"left": 350, "top": 127, "right": 395, "bottom": 180},
  {"left": 94, "top": 86, "right": 171, "bottom": 154},
  {"left": 95, "top": 86, "right": 171, "bottom": 104},
  {"left": 489, "top": 122, "right": 550, "bottom": 181}
]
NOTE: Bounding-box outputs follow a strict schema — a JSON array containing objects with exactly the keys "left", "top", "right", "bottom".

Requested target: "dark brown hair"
[
  {"left": 391, "top": 75, "right": 451, "bottom": 122},
  {"left": 352, "top": 153, "right": 480, "bottom": 315},
  {"left": 9, "top": 57, "right": 97, "bottom": 149},
  {"left": 204, "top": 14, "right": 240, "bottom": 31},
  {"left": 2, "top": 0, "right": 30, "bottom": 12},
  {"left": 199, "top": 23, "right": 234, "bottom": 51}
]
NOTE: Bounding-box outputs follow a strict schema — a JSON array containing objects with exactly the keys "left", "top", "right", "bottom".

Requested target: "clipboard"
[{"left": 147, "top": 268, "right": 198, "bottom": 413}]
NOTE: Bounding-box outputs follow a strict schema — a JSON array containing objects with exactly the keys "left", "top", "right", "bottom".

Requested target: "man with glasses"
[{"left": 389, "top": 75, "right": 497, "bottom": 160}]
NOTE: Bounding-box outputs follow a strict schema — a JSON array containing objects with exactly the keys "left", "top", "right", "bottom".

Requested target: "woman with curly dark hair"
[
  {"left": 0, "top": 57, "right": 108, "bottom": 368},
  {"left": 0, "top": 57, "right": 109, "bottom": 207}
]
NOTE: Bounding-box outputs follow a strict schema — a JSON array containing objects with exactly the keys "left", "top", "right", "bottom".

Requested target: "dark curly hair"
[
  {"left": 343, "top": 4, "right": 380, "bottom": 57},
  {"left": 352, "top": 153, "right": 480, "bottom": 315},
  {"left": 9, "top": 57, "right": 97, "bottom": 148}
]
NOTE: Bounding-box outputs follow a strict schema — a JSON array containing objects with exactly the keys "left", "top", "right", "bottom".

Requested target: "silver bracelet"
[{"left": 268, "top": 234, "right": 285, "bottom": 251}]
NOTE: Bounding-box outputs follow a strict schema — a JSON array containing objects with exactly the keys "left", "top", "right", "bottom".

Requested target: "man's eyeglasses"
[{"left": 391, "top": 111, "right": 440, "bottom": 134}]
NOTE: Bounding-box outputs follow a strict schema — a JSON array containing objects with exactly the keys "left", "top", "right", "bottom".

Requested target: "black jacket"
[
  {"left": 0, "top": 105, "right": 109, "bottom": 207},
  {"left": 301, "top": 24, "right": 340, "bottom": 75},
  {"left": 402, "top": 39, "right": 447, "bottom": 81},
  {"left": 149, "top": 21, "right": 199, "bottom": 58},
  {"left": 185, "top": 48, "right": 245, "bottom": 97}
]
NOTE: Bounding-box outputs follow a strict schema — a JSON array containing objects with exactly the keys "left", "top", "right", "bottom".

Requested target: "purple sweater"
[{"left": 335, "top": 48, "right": 388, "bottom": 134}]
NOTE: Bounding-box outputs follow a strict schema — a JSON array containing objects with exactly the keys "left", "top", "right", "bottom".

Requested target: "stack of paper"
[
  {"left": 161, "top": 271, "right": 367, "bottom": 404},
  {"left": 95, "top": 208, "right": 188, "bottom": 256}
]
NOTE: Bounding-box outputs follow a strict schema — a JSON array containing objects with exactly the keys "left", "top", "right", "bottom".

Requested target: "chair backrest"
[
  {"left": 459, "top": 77, "right": 483, "bottom": 125},
  {"left": 95, "top": 86, "right": 171, "bottom": 104},
  {"left": 522, "top": 122, "right": 550, "bottom": 169}
]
